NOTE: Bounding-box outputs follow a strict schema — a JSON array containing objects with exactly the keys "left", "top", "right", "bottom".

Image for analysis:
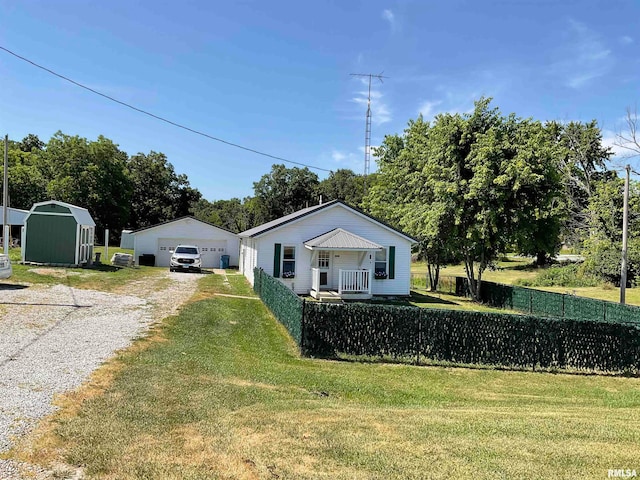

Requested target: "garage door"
[{"left": 156, "top": 238, "right": 228, "bottom": 268}]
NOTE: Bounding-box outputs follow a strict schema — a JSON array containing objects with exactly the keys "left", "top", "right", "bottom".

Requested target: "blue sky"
[{"left": 1, "top": 0, "right": 638, "bottom": 200}]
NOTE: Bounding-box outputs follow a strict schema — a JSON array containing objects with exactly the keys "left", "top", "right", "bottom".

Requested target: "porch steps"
[{"left": 312, "top": 291, "right": 344, "bottom": 304}]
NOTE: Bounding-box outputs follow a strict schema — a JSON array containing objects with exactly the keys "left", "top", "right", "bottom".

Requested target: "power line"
[{"left": 0, "top": 45, "right": 333, "bottom": 173}]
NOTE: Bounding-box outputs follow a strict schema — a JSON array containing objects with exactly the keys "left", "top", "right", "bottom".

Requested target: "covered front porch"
[
  {"left": 310, "top": 267, "right": 372, "bottom": 301},
  {"left": 305, "top": 228, "right": 382, "bottom": 302}
]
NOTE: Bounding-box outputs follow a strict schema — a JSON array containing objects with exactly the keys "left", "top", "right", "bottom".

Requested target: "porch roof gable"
[{"left": 304, "top": 228, "right": 383, "bottom": 251}]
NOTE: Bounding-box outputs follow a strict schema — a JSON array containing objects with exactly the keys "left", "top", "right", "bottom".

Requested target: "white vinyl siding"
[
  {"left": 243, "top": 203, "right": 412, "bottom": 295},
  {"left": 133, "top": 218, "right": 239, "bottom": 268}
]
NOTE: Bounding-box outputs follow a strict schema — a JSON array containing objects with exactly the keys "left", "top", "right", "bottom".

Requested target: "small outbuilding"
[
  {"left": 0, "top": 207, "right": 29, "bottom": 226},
  {"left": 1, "top": 207, "right": 29, "bottom": 247},
  {"left": 132, "top": 216, "right": 239, "bottom": 268},
  {"left": 120, "top": 229, "right": 134, "bottom": 249},
  {"left": 22, "top": 200, "right": 95, "bottom": 266}
]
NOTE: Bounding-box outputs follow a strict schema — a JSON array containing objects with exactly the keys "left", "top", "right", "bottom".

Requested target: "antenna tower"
[{"left": 350, "top": 72, "right": 387, "bottom": 195}]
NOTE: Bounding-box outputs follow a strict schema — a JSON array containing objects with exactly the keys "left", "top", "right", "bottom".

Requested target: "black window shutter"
[
  {"left": 389, "top": 246, "right": 396, "bottom": 279},
  {"left": 273, "top": 243, "right": 281, "bottom": 277}
]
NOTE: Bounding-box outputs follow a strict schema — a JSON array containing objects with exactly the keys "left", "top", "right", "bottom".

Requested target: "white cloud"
[
  {"left": 331, "top": 150, "right": 347, "bottom": 162},
  {"left": 325, "top": 148, "right": 365, "bottom": 172},
  {"left": 552, "top": 19, "right": 613, "bottom": 89},
  {"left": 382, "top": 9, "right": 395, "bottom": 26},
  {"left": 417, "top": 100, "right": 443, "bottom": 119},
  {"left": 602, "top": 129, "right": 639, "bottom": 161},
  {"left": 620, "top": 35, "right": 634, "bottom": 45},
  {"left": 351, "top": 89, "right": 392, "bottom": 125}
]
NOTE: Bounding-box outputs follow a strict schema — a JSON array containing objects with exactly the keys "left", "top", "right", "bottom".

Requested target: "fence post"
[
  {"left": 529, "top": 290, "right": 533, "bottom": 314},
  {"left": 416, "top": 315, "right": 422, "bottom": 365}
]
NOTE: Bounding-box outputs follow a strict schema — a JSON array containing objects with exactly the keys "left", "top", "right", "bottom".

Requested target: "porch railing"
[{"left": 338, "top": 269, "right": 371, "bottom": 295}]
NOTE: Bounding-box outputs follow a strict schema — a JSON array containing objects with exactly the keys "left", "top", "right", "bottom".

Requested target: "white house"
[
  {"left": 239, "top": 201, "right": 417, "bottom": 300},
  {"left": 132, "top": 217, "right": 239, "bottom": 268}
]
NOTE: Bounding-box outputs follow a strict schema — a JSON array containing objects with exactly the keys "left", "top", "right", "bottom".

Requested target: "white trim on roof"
[
  {"left": 304, "top": 228, "right": 383, "bottom": 251},
  {"left": 239, "top": 201, "right": 416, "bottom": 244},
  {"left": 26, "top": 200, "right": 95, "bottom": 227},
  {"left": 131, "top": 216, "right": 236, "bottom": 236}
]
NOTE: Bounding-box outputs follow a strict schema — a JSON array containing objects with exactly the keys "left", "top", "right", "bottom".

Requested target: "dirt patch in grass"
[{"left": 28, "top": 268, "right": 82, "bottom": 278}]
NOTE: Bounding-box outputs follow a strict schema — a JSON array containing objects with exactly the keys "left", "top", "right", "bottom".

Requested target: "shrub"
[
  {"left": 581, "top": 239, "right": 640, "bottom": 287},
  {"left": 516, "top": 263, "right": 600, "bottom": 288}
]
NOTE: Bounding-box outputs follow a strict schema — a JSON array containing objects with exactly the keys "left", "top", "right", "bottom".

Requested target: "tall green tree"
[
  {"left": 191, "top": 197, "right": 253, "bottom": 232},
  {"left": 127, "top": 151, "right": 201, "bottom": 229},
  {"left": 253, "top": 164, "right": 319, "bottom": 222},
  {"left": 368, "top": 99, "right": 565, "bottom": 300},
  {"left": 549, "top": 120, "right": 612, "bottom": 246},
  {"left": 317, "top": 169, "right": 365, "bottom": 206},
  {"left": 41, "top": 132, "right": 132, "bottom": 237},
  {"left": 580, "top": 175, "right": 640, "bottom": 286},
  {"left": 0, "top": 137, "right": 47, "bottom": 210}
]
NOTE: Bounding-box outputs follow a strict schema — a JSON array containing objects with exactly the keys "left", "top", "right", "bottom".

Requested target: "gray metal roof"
[
  {"left": 131, "top": 216, "right": 237, "bottom": 235},
  {"left": 0, "top": 207, "right": 29, "bottom": 226},
  {"left": 304, "top": 228, "right": 382, "bottom": 250},
  {"left": 28, "top": 201, "right": 96, "bottom": 227},
  {"left": 239, "top": 202, "right": 331, "bottom": 238},
  {"left": 238, "top": 200, "right": 418, "bottom": 243}
]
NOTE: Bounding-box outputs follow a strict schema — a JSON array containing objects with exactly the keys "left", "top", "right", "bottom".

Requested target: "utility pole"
[
  {"left": 3, "top": 134, "right": 8, "bottom": 255},
  {"left": 620, "top": 164, "right": 631, "bottom": 304},
  {"left": 350, "top": 72, "right": 387, "bottom": 196}
]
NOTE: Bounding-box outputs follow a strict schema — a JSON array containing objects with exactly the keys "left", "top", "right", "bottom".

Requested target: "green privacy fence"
[
  {"left": 253, "top": 268, "right": 303, "bottom": 345},
  {"left": 303, "top": 303, "right": 640, "bottom": 373},
  {"left": 474, "top": 279, "right": 640, "bottom": 327},
  {"left": 254, "top": 270, "right": 640, "bottom": 373}
]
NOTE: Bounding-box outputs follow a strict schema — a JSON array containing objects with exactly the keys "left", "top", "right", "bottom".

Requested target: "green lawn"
[
  {"left": 412, "top": 257, "right": 540, "bottom": 285},
  {"left": 413, "top": 258, "right": 640, "bottom": 307},
  {"left": 1, "top": 246, "right": 165, "bottom": 292},
  {"left": 10, "top": 274, "right": 640, "bottom": 479}
]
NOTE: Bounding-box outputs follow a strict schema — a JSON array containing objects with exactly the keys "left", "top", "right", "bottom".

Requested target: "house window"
[
  {"left": 318, "top": 251, "right": 330, "bottom": 269},
  {"left": 375, "top": 248, "right": 387, "bottom": 279},
  {"left": 282, "top": 246, "right": 296, "bottom": 278}
]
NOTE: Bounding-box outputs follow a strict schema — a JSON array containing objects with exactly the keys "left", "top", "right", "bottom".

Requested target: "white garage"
[{"left": 132, "top": 217, "right": 239, "bottom": 268}]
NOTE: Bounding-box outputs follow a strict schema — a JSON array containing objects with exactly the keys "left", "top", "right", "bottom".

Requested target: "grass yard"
[
  {"left": 9, "top": 273, "right": 640, "bottom": 479},
  {"left": 369, "top": 290, "right": 516, "bottom": 314},
  {"left": 412, "top": 257, "right": 540, "bottom": 285},
  {"left": 413, "top": 257, "right": 640, "bottom": 308},
  {"left": 1, "top": 246, "right": 164, "bottom": 293}
]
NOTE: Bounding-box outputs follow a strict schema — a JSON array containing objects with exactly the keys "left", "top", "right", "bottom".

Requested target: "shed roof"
[
  {"left": 0, "top": 207, "right": 29, "bottom": 226},
  {"left": 28, "top": 201, "right": 95, "bottom": 227},
  {"left": 304, "top": 228, "right": 382, "bottom": 251}
]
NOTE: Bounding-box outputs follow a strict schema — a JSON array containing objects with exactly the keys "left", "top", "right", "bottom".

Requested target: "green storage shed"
[{"left": 22, "top": 200, "right": 96, "bottom": 266}]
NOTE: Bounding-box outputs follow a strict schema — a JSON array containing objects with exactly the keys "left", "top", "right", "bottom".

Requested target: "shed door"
[{"left": 157, "top": 238, "right": 227, "bottom": 268}]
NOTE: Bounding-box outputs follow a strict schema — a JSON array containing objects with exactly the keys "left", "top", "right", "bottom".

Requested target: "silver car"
[
  {"left": 169, "top": 245, "right": 202, "bottom": 273},
  {"left": 0, "top": 254, "right": 12, "bottom": 279}
]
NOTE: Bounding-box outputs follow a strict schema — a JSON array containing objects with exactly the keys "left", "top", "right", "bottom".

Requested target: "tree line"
[
  {"left": 365, "top": 98, "right": 640, "bottom": 299},
  {"left": 0, "top": 132, "right": 367, "bottom": 241},
  {"left": 2, "top": 98, "right": 637, "bottom": 296}
]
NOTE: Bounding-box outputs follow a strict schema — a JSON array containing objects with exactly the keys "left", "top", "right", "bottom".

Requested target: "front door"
[{"left": 317, "top": 250, "right": 331, "bottom": 289}]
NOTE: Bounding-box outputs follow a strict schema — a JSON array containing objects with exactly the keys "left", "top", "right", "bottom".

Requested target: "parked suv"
[
  {"left": 169, "top": 245, "right": 202, "bottom": 273},
  {"left": 0, "top": 253, "right": 12, "bottom": 279}
]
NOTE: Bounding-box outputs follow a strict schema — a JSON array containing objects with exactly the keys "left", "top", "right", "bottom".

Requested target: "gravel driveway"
[{"left": 0, "top": 270, "right": 201, "bottom": 479}]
